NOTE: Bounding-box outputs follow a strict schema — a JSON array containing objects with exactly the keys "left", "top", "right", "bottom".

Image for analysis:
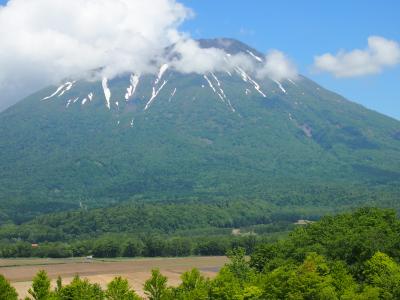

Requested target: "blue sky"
[
  {"left": 1, "top": 0, "right": 399, "bottom": 119},
  {"left": 179, "top": 0, "right": 400, "bottom": 120}
]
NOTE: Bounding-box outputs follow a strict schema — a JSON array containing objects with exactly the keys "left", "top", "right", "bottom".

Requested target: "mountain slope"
[{"left": 0, "top": 38, "right": 399, "bottom": 223}]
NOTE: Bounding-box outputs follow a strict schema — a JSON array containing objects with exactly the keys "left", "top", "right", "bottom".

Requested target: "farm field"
[{"left": 0, "top": 256, "right": 228, "bottom": 298}]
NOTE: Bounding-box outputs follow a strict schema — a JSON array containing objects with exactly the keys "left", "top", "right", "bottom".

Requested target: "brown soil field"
[{"left": 0, "top": 256, "right": 228, "bottom": 299}]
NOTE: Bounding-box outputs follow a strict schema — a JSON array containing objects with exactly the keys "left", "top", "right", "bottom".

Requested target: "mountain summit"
[{"left": 0, "top": 38, "right": 399, "bottom": 223}]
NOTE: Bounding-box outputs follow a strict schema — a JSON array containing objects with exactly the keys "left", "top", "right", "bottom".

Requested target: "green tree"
[
  {"left": 341, "top": 286, "right": 380, "bottom": 300},
  {"left": 93, "top": 239, "right": 120, "bottom": 258},
  {"left": 263, "top": 253, "right": 339, "bottom": 299},
  {"left": 209, "top": 267, "right": 245, "bottom": 300},
  {"left": 57, "top": 275, "right": 104, "bottom": 300},
  {"left": 55, "top": 276, "right": 62, "bottom": 293},
  {"left": 209, "top": 247, "right": 262, "bottom": 299},
  {"left": 363, "top": 252, "right": 400, "bottom": 299},
  {"left": 143, "top": 236, "right": 166, "bottom": 257},
  {"left": 173, "top": 269, "right": 209, "bottom": 299},
  {"left": 242, "top": 286, "right": 263, "bottom": 300},
  {"left": 105, "top": 277, "right": 141, "bottom": 300},
  {"left": 122, "top": 239, "right": 144, "bottom": 257},
  {"left": 143, "top": 269, "right": 171, "bottom": 300},
  {"left": 164, "top": 238, "right": 192, "bottom": 257},
  {"left": 28, "top": 270, "right": 51, "bottom": 300},
  {"left": 328, "top": 261, "right": 358, "bottom": 297},
  {"left": 226, "top": 247, "right": 253, "bottom": 281},
  {"left": 180, "top": 269, "right": 206, "bottom": 291},
  {"left": 0, "top": 275, "right": 18, "bottom": 300}
]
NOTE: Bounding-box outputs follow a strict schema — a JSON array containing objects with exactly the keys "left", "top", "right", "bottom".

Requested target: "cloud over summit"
[
  {"left": 256, "top": 50, "right": 298, "bottom": 81},
  {"left": 0, "top": 0, "right": 189, "bottom": 108},
  {"left": 0, "top": 0, "right": 297, "bottom": 110}
]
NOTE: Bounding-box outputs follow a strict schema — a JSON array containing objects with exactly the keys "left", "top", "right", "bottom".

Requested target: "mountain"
[{"left": 0, "top": 38, "right": 400, "bottom": 223}]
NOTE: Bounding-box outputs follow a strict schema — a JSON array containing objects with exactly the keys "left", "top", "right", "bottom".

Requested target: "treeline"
[
  {"left": 2, "top": 207, "right": 400, "bottom": 299},
  {"left": 0, "top": 199, "right": 299, "bottom": 244},
  {"left": 1, "top": 180, "right": 398, "bottom": 226},
  {"left": 0, "top": 235, "right": 264, "bottom": 259},
  {"left": 0, "top": 199, "right": 300, "bottom": 259}
]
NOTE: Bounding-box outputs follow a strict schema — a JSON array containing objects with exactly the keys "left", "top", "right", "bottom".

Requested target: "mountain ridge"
[{"left": 0, "top": 38, "right": 399, "bottom": 223}]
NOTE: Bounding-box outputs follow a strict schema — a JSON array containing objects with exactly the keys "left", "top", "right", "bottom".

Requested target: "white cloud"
[
  {"left": 169, "top": 39, "right": 229, "bottom": 74},
  {"left": 256, "top": 50, "right": 298, "bottom": 81},
  {"left": 0, "top": 0, "right": 297, "bottom": 110},
  {"left": 169, "top": 38, "right": 255, "bottom": 74},
  {"left": 313, "top": 36, "right": 400, "bottom": 77},
  {"left": 0, "top": 0, "right": 190, "bottom": 109}
]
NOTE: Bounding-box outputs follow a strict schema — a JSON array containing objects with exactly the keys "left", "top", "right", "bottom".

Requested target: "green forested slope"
[{"left": 0, "top": 39, "right": 399, "bottom": 224}]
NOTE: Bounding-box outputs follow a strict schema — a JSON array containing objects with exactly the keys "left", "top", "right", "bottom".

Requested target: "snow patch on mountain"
[
  {"left": 155, "top": 64, "right": 169, "bottom": 85},
  {"left": 144, "top": 80, "right": 168, "bottom": 110},
  {"left": 58, "top": 82, "right": 75, "bottom": 97},
  {"left": 125, "top": 74, "right": 140, "bottom": 101},
  {"left": 274, "top": 80, "right": 287, "bottom": 93},
  {"left": 235, "top": 67, "right": 267, "bottom": 97},
  {"left": 42, "top": 81, "right": 75, "bottom": 100},
  {"left": 203, "top": 75, "right": 217, "bottom": 93},
  {"left": 102, "top": 77, "right": 111, "bottom": 110},
  {"left": 169, "top": 88, "right": 177, "bottom": 102},
  {"left": 246, "top": 50, "right": 263, "bottom": 62},
  {"left": 211, "top": 73, "right": 221, "bottom": 86},
  {"left": 66, "top": 99, "right": 72, "bottom": 108},
  {"left": 204, "top": 74, "right": 235, "bottom": 112}
]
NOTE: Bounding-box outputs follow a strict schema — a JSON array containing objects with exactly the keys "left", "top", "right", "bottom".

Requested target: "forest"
[
  {"left": 0, "top": 198, "right": 300, "bottom": 258},
  {"left": 1, "top": 207, "right": 400, "bottom": 299},
  {"left": 2, "top": 184, "right": 400, "bottom": 259}
]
